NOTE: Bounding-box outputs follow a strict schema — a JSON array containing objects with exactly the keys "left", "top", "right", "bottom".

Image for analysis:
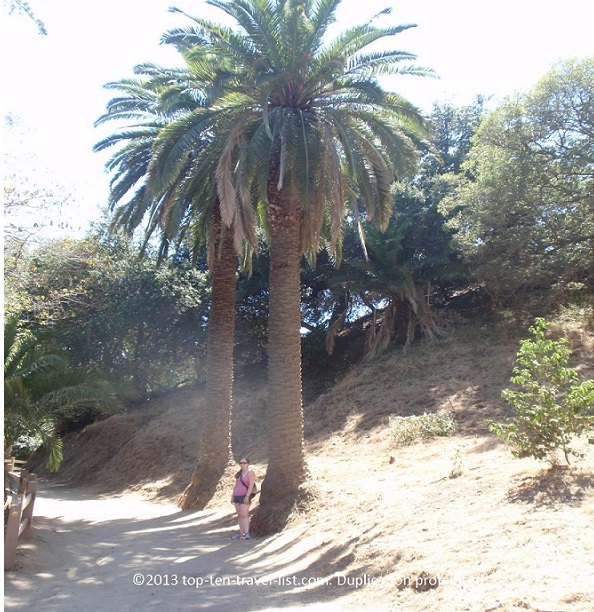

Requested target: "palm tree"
[
  {"left": 158, "top": 0, "right": 430, "bottom": 533},
  {"left": 4, "top": 315, "right": 123, "bottom": 471},
  {"left": 329, "top": 222, "right": 442, "bottom": 359},
  {"left": 94, "top": 61, "right": 242, "bottom": 509}
]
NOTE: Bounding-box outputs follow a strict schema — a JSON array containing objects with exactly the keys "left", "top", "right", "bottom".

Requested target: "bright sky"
[{"left": 3, "top": 0, "right": 594, "bottom": 237}]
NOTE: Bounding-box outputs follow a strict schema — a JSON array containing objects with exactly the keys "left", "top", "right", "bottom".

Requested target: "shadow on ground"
[{"left": 507, "top": 468, "right": 594, "bottom": 508}]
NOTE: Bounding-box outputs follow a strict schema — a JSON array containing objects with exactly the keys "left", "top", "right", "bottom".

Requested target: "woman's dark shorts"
[{"left": 233, "top": 495, "right": 250, "bottom": 504}]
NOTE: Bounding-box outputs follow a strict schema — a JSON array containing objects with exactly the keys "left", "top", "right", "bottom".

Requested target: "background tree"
[
  {"left": 13, "top": 235, "right": 210, "bottom": 395},
  {"left": 4, "top": 113, "right": 79, "bottom": 274},
  {"left": 4, "top": 0, "right": 46, "bottom": 34},
  {"left": 304, "top": 100, "right": 487, "bottom": 364},
  {"left": 387, "top": 98, "right": 488, "bottom": 309},
  {"left": 423, "top": 97, "right": 488, "bottom": 176},
  {"left": 442, "top": 58, "right": 594, "bottom": 309}
]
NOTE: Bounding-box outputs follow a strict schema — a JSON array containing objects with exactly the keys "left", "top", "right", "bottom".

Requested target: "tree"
[
  {"left": 4, "top": 315, "right": 123, "bottom": 471},
  {"left": 386, "top": 100, "right": 488, "bottom": 307},
  {"left": 158, "top": 0, "right": 430, "bottom": 532},
  {"left": 94, "top": 59, "right": 241, "bottom": 509},
  {"left": 4, "top": 0, "right": 47, "bottom": 35},
  {"left": 442, "top": 58, "right": 594, "bottom": 309},
  {"left": 181, "top": 209, "right": 238, "bottom": 509},
  {"left": 422, "top": 97, "right": 488, "bottom": 176},
  {"left": 302, "top": 100, "right": 488, "bottom": 364},
  {"left": 13, "top": 235, "right": 210, "bottom": 394},
  {"left": 4, "top": 113, "right": 78, "bottom": 266},
  {"left": 487, "top": 318, "right": 594, "bottom": 465},
  {"left": 329, "top": 220, "right": 442, "bottom": 359}
]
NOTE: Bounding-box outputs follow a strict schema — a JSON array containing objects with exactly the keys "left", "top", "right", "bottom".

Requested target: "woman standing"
[{"left": 231, "top": 458, "right": 256, "bottom": 540}]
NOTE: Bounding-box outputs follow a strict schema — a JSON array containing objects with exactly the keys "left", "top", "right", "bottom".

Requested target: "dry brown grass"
[
  {"left": 293, "top": 432, "right": 594, "bottom": 610},
  {"left": 28, "top": 317, "right": 594, "bottom": 610}
]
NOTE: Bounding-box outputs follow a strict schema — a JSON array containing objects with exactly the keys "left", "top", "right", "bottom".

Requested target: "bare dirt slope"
[{"left": 9, "top": 318, "right": 594, "bottom": 611}]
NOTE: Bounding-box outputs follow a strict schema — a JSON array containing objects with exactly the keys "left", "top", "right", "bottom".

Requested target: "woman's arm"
[{"left": 244, "top": 470, "right": 256, "bottom": 501}]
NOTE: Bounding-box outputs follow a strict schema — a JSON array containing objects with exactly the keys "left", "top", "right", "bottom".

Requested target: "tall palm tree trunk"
[
  {"left": 181, "top": 210, "right": 237, "bottom": 510},
  {"left": 251, "top": 189, "right": 307, "bottom": 535}
]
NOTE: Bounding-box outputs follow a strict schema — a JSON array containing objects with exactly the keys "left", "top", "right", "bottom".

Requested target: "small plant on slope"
[
  {"left": 391, "top": 412, "right": 458, "bottom": 446},
  {"left": 487, "top": 318, "right": 594, "bottom": 465}
]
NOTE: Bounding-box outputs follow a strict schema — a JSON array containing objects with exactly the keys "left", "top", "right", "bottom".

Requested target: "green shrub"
[
  {"left": 391, "top": 412, "right": 458, "bottom": 446},
  {"left": 487, "top": 318, "right": 594, "bottom": 465}
]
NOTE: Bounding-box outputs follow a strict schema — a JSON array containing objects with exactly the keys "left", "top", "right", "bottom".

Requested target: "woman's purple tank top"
[{"left": 233, "top": 471, "right": 251, "bottom": 496}]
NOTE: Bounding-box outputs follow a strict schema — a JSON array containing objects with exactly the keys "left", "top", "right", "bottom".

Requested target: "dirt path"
[
  {"left": 4, "top": 482, "right": 355, "bottom": 611},
  {"left": 5, "top": 435, "right": 594, "bottom": 611}
]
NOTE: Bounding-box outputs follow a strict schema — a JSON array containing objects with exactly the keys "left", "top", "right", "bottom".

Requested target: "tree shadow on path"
[
  {"left": 507, "top": 467, "right": 594, "bottom": 508},
  {"left": 4, "top": 482, "right": 367, "bottom": 611}
]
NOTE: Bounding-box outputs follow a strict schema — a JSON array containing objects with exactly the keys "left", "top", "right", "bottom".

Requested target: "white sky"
[{"left": 3, "top": 0, "right": 594, "bottom": 236}]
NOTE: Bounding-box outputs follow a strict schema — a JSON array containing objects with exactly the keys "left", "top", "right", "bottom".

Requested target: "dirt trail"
[{"left": 4, "top": 482, "right": 363, "bottom": 611}]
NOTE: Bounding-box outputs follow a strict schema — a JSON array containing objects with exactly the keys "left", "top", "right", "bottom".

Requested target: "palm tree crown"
[{"left": 156, "top": 0, "right": 430, "bottom": 256}]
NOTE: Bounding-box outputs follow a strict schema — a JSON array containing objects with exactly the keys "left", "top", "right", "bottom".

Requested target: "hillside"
[{"left": 29, "top": 316, "right": 594, "bottom": 610}]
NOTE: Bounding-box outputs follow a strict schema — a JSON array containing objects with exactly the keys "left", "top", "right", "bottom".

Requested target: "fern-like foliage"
[{"left": 4, "top": 315, "right": 123, "bottom": 471}]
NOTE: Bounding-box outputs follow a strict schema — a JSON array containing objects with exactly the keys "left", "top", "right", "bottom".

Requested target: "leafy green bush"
[
  {"left": 487, "top": 318, "right": 594, "bottom": 465},
  {"left": 391, "top": 412, "right": 458, "bottom": 446}
]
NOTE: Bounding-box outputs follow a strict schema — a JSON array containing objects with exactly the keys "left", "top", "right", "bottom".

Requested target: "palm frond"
[
  {"left": 344, "top": 50, "right": 421, "bottom": 78},
  {"left": 308, "top": 0, "right": 341, "bottom": 51}
]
